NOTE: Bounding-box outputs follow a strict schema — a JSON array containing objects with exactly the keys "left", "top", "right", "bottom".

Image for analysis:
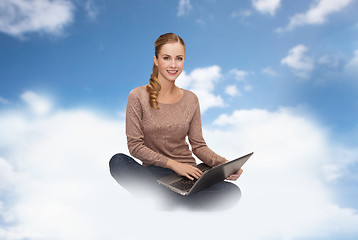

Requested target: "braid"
[{"left": 146, "top": 63, "right": 161, "bottom": 109}]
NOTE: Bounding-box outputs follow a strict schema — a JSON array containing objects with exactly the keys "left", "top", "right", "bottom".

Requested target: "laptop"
[{"left": 157, "top": 152, "right": 253, "bottom": 196}]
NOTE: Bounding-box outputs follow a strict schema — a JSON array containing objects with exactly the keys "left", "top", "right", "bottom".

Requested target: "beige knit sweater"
[{"left": 126, "top": 85, "right": 227, "bottom": 168}]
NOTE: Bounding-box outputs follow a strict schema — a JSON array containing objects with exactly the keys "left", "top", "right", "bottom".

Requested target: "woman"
[{"left": 110, "top": 33, "right": 243, "bottom": 210}]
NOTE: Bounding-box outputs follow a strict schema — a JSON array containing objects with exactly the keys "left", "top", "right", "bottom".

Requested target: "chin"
[{"left": 164, "top": 75, "right": 178, "bottom": 82}]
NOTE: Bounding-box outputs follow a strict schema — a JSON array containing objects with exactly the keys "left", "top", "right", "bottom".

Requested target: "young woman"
[{"left": 109, "top": 33, "right": 243, "bottom": 210}]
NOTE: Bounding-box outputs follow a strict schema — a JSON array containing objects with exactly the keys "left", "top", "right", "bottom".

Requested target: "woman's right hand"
[{"left": 166, "top": 159, "right": 202, "bottom": 180}]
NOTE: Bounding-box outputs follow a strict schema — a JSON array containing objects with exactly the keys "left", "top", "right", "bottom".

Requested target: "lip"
[{"left": 167, "top": 70, "right": 178, "bottom": 75}]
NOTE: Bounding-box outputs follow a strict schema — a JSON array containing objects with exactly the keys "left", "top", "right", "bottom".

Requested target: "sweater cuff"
[
  {"left": 212, "top": 156, "right": 228, "bottom": 166},
  {"left": 156, "top": 155, "right": 169, "bottom": 168}
]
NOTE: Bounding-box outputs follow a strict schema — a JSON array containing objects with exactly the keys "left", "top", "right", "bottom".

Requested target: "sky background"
[{"left": 1, "top": 0, "right": 358, "bottom": 239}]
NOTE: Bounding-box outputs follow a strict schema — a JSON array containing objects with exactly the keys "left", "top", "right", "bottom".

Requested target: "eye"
[
  {"left": 163, "top": 57, "right": 170, "bottom": 60},
  {"left": 177, "top": 57, "right": 183, "bottom": 61}
]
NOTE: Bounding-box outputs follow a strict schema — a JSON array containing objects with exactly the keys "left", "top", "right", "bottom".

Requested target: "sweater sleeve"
[
  {"left": 126, "top": 90, "right": 169, "bottom": 168},
  {"left": 188, "top": 95, "right": 227, "bottom": 167}
]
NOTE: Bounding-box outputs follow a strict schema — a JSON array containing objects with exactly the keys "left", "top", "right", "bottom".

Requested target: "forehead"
[{"left": 159, "top": 42, "right": 185, "bottom": 55}]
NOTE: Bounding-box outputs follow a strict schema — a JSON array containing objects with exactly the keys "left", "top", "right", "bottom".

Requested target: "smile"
[{"left": 167, "top": 70, "right": 178, "bottom": 74}]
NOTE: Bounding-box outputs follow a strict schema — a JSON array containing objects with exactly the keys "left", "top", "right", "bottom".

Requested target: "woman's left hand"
[{"left": 226, "top": 168, "right": 243, "bottom": 181}]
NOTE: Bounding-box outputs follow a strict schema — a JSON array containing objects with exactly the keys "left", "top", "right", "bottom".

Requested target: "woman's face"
[{"left": 154, "top": 42, "right": 185, "bottom": 83}]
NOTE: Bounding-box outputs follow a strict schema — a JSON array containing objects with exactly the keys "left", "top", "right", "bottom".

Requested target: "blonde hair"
[{"left": 146, "top": 33, "right": 185, "bottom": 109}]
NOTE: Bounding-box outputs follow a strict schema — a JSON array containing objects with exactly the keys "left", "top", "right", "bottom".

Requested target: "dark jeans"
[{"left": 109, "top": 153, "right": 241, "bottom": 211}]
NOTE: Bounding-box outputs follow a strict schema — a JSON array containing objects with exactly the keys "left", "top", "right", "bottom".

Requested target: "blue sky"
[
  {"left": 1, "top": 0, "right": 358, "bottom": 133},
  {"left": 1, "top": 0, "right": 358, "bottom": 239}
]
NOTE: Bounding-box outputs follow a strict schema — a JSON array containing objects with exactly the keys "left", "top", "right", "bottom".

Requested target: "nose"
[{"left": 170, "top": 59, "right": 176, "bottom": 68}]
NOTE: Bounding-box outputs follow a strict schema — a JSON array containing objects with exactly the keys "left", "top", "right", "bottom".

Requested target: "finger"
[
  {"left": 237, "top": 169, "right": 243, "bottom": 177},
  {"left": 189, "top": 167, "right": 202, "bottom": 179},
  {"left": 230, "top": 173, "right": 240, "bottom": 178},
  {"left": 189, "top": 171, "right": 198, "bottom": 179},
  {"left": 226, "top": 175, "right": 236, "bottom": 180},
  {"left": 194, "top": 169, "right": 203, "bottom": 177},
  {"left": 227, "top": 173, "right": 241, "bottom": 181},
  {"left": 231, "top": 173, "right": 241, "bottom": 178},
  {"left": 231, "top": 175, "right": 240, "bottom": 181},
  {"left": 185, "top": 174, "right": 194, "bottom": 180},
  {"left": 229, "top": 169, "right": 243, "bottom": 179},
  {"left": 190, "top": 170, "right": 201, "bottom": 179},
  {"left": 193, "top": 167, "right": 203, "bottom": 175}
]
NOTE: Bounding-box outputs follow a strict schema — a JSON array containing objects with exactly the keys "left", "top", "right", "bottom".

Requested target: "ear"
[{"left": 153, "top": 56, "right": 159, "bottom": 67}]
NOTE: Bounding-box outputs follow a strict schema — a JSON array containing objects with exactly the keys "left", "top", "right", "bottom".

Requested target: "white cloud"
[
  {"left": 84, "top": 0, "right": 99, "bottom": 20},
  {"left": 20, "top": 91, "right": 52, "bottom": 115},
  {"left": 0, "top": 96, "right": 9, "bottom": 105},
  {"left": 227, "top": 69, "right": 252, "bottom": 93},
  {"left": 209, "top": 107, "right": 358, "bottom": 238},
  {"left": 344, "top": 49, "right": 358, "bottom": 76},
  {"left": 1, "top": 93, "right": 358, "bottom": 239},
  {"left": 281, "top": 44, "right": 314, "bottom": 79},
  {"left": 0, "top": 157, "right": 17, "bottom": 191},
  {"left": 252, "top": 0, "right": 281, "bottom": 16},
  {"left": 262, "top": 67, "right": 276, "bottom": 76},
  {"left": 0, "top": 0, "right": 74, "bottom": 38},
  {"left": 225, "top": 85, "right": 241, "bottom": 97},
  {"left": 318, "top": 54, "right": 344, "bottom": 69},
  {"left": 177, "top": 0, "right": 192, "bottom": 16},
  {"left": 0, "top": 96, "right": 128, "bottom": 239},
  {"left": 277, "top": 0, "right": 353, "bottom": 32},
  {"left": 244, "top": 85, "right": 252, "bottom": 91},
  {"left": 231, "top": 9, "right": 252, "bottom": 19},
  {"left": 230, "top": 68, "right": 249, "bottom": 81},
  {"left": 177, "top": 65, "right": 225, "bottom": 113}
]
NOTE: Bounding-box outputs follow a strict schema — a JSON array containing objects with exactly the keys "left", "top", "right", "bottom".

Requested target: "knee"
[
  {"left": 221, "top": 182, "right": 241, "bottom": 196},
  {"left": 109, "top": 153, "right": 129, "bottom": 170}
]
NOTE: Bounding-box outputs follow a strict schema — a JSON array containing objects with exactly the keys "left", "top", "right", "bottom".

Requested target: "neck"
[{"left": 158, "top": 77, "right": 177, "bottom": 96}]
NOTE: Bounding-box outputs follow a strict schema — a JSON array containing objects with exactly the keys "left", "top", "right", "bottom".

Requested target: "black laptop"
[{"left": 157, "top": 152, "right": 253, "bottom": 196}]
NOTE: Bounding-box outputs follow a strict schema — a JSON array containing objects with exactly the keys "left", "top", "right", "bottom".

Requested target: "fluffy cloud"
[
  {"left": 176, "top": 65, "right": 225, "bottom": 113},
  {"left": 231, "top": 9, "right": 252, "bottom": 19},
  {"left": 0, "top": 96, "right": 128, "bottom": 239},
  {"left": 20, "top": 91, "right": 52, "bottom": 115},
  {"left": 177, "top": 66, "right": 255, "bottom": 110},
  {"left": 0, "top": 96, "right": 9, "bottom": 105},
  {"left": 0, "top": 0, "right": 74, "bottom": 38},
  {"left": 281, "top": 44, "right": 314, "bottom": 79},
  {"left": 261, "top": 67, "right": 276, "bottom": 76},
  {"left": 228, "top": 68, "right": 252, "bottom": 93},
  {"left": 225, "top": 85, "right": 240, "bottom": 97},
  {"left": 1, "top": 92, "right": 358, "bottom": 239},
  {"left": 84, "top": 0, "right": 99, "bottom": 20},
  {"left": 344, "top": 49, "right": 358, "bottom": 76},
  {"left": 177, "top": 0, "right": 192, "bottom": 16},
  {"left": 209, "top": 107, "right": 358, "bottom": 238},
  {"left": 230, "top": 68, "right": 249, "bottom": 81},
  {"left": 277, "top": 0, "right": 353, "bottom": 32},
  {"left": 252, "top": 0, "right": 281, "bottom": 16},
  {"left": 318, "top": 53, "right": 345, "bottom": 70}
]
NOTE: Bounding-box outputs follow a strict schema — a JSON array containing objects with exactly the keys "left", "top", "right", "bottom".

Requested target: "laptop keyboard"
[
  {"left": 171, "top": 178, "right": 197, "bottom": 191},
  {"left": 169, "top": 163, "right": 211, "bottom": 191}
]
